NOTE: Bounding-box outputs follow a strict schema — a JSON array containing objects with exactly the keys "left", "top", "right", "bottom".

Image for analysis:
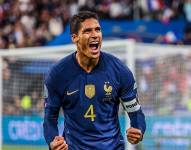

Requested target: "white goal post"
[
  {"left": 0, "top": 39, "right": 135, "bottom": 150},
  {"left": 0, "top": 39, "right": 191, "bottom": 150}
]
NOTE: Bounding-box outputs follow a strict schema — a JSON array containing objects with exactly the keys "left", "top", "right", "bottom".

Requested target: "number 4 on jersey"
[{"left": 84, "top": 104, "right": 96, "bottom": 121}]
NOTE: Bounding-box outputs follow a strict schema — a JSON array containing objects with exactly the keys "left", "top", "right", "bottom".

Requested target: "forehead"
[{"left": 79, "top": 18, "right": 100, "bottom": 30}]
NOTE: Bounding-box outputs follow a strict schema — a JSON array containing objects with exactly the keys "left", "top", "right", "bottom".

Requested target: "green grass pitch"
[{"left": 3, "top": 145, "right": 47, "bottom": 150}]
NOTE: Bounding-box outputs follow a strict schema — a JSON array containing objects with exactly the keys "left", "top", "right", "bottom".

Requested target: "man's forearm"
[
  {"left": 128, "top": 109, "right": 146, "bottom": 134},
  {"left": 43, "top": 106, "right": 60, "bottom": 145}
]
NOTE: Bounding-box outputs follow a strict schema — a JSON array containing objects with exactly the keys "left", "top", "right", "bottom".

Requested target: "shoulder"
[
  {"left": 101, "top": 51, "right": 119, "bottom": 62},
  {"left": 51, "top": 53, "right": 74, "bottom": 74},
  {"left": 102, "top": 51, "right": 131, "bottom": 74},
  {"left": 48, "top": 53, "right": 75, "bottom": 77},
  {"left": 45, "top": 53, "right": 75, "bottom": 85}
]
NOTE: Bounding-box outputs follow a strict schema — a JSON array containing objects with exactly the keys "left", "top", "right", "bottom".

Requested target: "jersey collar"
[{"left": 72, "top": 51, "right": 105, "bottom": 74}]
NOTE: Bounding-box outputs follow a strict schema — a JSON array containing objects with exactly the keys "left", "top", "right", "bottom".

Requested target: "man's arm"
[
  {"left": 43, "top": 103, "right": 60, "bottom": 146},
  {"left": 121, "top": 99, "right": 146, "bottom": 144},
  {"left": 128, "top": 109, "right": 146, "bottom": 135},
  {"left": 43, "top": 82, "right": 64, "bottom": 148},
  {"left": 127, "top": 109, "right": 146, "bottom": 144},
  {"left": 43, "top": 64, "right": 68, "bottom": 149},
  {"left": 118, "top": 59, "right": 146, "bottom": 144}
]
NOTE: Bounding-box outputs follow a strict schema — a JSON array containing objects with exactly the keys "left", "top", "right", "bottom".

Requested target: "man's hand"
[
  {"left": 50, "top": 136, "right": 68, "bottom": 150},
  {"left": 126, "top": 127, "right": 143, "bottom": 144}
]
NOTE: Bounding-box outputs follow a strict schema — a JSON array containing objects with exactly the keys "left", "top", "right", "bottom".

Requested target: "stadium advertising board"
[
  {"left": 4, "top": 115, "right": 191, "bottom": 149},
  {"left": 143, "top": 116, "right": 191, "bottom": 149},
  {"left": 3, "top": 115, "right": 126, "bottom": 145},
  {"left": 3, "top": 116, "right": 45, "bottom": 145}
]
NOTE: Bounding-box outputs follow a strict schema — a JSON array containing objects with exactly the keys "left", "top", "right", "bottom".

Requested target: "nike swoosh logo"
[{"left": 66, "top": 90, "right": 79, "bottom": 96}]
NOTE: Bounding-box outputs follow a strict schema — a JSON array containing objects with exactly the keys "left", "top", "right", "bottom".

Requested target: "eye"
[
  {"left": 83, "top": 28, "right": 91, "bottom": 34},
  {"left": 95, "top": 27, "right": 101, "bottom": 32}
]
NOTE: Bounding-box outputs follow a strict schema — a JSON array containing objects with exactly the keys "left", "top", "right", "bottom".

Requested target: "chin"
[{"left": 90, "top": 51, "right": 100, "bottom": 59}]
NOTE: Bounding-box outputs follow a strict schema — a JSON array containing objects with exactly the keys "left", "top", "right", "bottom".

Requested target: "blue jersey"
[{"left": 43, "top": 52, "right": 146, "bottom": 150}]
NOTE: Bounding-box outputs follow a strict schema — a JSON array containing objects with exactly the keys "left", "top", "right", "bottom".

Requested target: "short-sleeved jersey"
[{"left": 43, "top": 52, "right": 145, "bottom": 150}]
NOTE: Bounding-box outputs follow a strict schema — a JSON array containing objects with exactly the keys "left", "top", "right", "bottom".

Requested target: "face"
[{"left": 72, "top": 18, "right": 102, "bottom": 59}]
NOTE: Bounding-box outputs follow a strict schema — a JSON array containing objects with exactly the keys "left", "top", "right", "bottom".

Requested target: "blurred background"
[{"left": 1, "top": 0, "right": 191, "bottom": 150}]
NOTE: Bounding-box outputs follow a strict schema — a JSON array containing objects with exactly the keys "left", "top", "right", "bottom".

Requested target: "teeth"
[{"left": 90, "top": 41, "right": 99, "bottom": 44}]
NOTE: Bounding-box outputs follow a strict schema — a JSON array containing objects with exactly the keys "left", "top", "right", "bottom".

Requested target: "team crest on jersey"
[
  {"left": 103, "top": 81, "right": 113, "bottom": 102},
  {"left": 85, "top": 84, "right": 95, "bottom": 99},
  {"left": 104, "top": 82, "right": 112, "bottom": 95}
]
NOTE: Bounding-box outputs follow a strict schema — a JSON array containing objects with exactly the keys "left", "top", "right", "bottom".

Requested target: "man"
[{"left": 43, "top": 11, "right": 146, "bottom": 150}]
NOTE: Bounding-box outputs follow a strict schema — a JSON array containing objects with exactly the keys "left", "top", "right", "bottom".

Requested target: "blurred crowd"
[
  {"left": 3, "top": 59, "right": 44, "bottom": 116},
  {"left": 1, "top": 0, "right": 191, "bottom": 116},
  {"left": 0, "top": 0, "right": 191, "bottom": 49},
  {"left": 136, "top": 53, "right": 191, "bottom": 115},
  {"left": 3, "top": 52, "right": 191, "bottom": 116}
]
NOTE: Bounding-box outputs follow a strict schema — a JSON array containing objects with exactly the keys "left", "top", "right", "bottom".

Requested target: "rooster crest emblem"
[{"left": 104, "top": 82, "right": 112, "bottom": 95}]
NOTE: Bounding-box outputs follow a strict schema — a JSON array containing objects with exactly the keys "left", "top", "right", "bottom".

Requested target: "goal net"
[
  {"left": 135, "top": 43, "right": 191, "bottom": 150},
  {"left": 0, "top": 40, "right": 133, "bottom": 150},
  {"left": 0, "top": 39, "right": 191, "bottom": 150}
]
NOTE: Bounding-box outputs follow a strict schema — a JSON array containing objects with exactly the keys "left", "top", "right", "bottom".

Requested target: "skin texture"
[
  {"left": 50, "top": 136, "right": 68, "bottom": 150},
  {"left": 126, "top": 127, "right": 143, "bottom": 144},
  {"left": 72, "top": 18, "right": 102, "bottom": 73}
]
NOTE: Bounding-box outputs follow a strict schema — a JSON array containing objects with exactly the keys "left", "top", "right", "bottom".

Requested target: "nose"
[{"left": 91, "top": 30, "right": 99, "bottom": 38}]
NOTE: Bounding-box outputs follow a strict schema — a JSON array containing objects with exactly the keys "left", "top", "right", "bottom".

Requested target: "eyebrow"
[
  {"left": 82, "top": 28, "right": 92, "bottom": 33},
  {"left": 82, "top": 26, "right": 101, "bottom": 33}
]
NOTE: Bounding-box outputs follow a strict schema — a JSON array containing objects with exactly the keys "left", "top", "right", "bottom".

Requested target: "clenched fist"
[
  {"left": 50, "top": 136, "right": 68, "bottom": 150},
  {"left": 126, "top": 127, "right": 143, "bottom": 144}
]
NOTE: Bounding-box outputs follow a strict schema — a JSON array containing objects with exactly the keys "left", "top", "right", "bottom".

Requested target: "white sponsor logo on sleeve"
[{"left": 122, "top": 98, "right": 140, "bottom": 113}]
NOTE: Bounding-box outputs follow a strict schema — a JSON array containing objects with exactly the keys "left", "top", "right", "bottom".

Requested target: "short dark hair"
[{"left": 70, "top": 11, "right": 99, "bottom": 35}]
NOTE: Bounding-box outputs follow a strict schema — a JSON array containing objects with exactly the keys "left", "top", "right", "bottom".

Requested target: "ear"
[{"left": 72, "top": 34, "right": 79, "bottom": 43}]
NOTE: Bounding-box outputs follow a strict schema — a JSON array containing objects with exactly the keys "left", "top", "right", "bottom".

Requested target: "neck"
[{"left": 76, "top": 52, "right": 99, "bottom": 73}]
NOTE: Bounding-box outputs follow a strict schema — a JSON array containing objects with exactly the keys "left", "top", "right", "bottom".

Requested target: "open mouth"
[{"left": 89, "top": 42, "right": 99, "bottom": 51}]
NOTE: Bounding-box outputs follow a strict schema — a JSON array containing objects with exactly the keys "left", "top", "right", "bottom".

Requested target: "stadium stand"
[{"left": 0, "top": 0, "right": 190, "bottom": 49}]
